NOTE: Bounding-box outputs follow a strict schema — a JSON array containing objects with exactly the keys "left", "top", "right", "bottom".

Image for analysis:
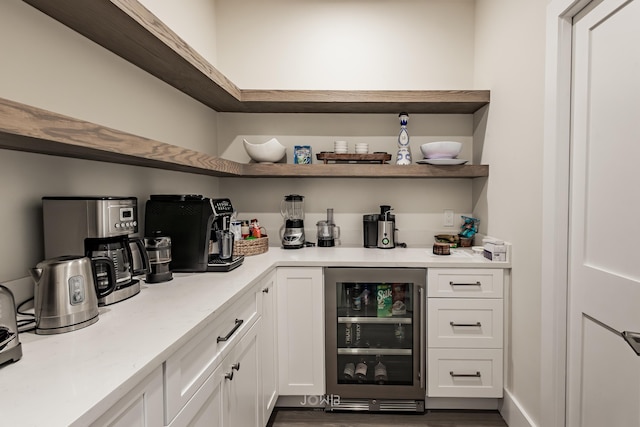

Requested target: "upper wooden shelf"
[
  {"left": 0, "top": 97, "right": 488, "bottom": 179},
  {"left": 22, "top": 0, "right": 490, "bottom": 114}
]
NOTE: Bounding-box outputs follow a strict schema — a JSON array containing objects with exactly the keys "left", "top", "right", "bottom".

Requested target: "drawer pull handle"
[
  {"left": 232, "top": 362, "right": 241, "bottom": 372},
  {"left": 450, "top": 371, "right": 481, "bottom": 378},
  {"left": 225, "top": 372, "right": 234, "bottom": 381},
  {"left": 450, "top": 321, "right": 482, "bottom": 327},
  {"left": 217, "top": 319, "right": 244, "bottom": 343},
  {"left": 449, "top": 281, "right": 482, "bottom": 286}
]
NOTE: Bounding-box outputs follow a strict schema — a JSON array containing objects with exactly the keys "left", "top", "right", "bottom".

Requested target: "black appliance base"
[{"left": 206, "top": 255, "right": 244, "bottom": 272}]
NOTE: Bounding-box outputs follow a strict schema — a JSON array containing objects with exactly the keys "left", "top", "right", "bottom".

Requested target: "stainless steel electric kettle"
[{"left": 29, "top": 255, "right": 116, "bottom": 335}]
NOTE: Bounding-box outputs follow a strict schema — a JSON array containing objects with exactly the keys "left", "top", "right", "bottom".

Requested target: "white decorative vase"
[{"left": 395, "top": 112, "right": 411, "bottom": 165}]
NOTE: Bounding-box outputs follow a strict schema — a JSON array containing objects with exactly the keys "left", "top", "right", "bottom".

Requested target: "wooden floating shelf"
[
  {"left": 0, "top": 97, "right": 488, "bottom": 179},
  {"left": 241, "top": 163, "right": 488, "bottom": 178},
  {"left": 22, "top": 0, "right": 490, "bottom": 114}
]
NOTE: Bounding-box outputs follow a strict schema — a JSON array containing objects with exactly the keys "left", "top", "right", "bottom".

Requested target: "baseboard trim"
[{"left": 499, "top": 389, "right": 537, "bottom": 427}]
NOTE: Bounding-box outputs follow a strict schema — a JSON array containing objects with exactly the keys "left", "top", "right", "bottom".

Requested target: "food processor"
[
  {"left": 317, "top": 208, "right": 340, "bottom": 247},
  {"left": 281, "top": 194, "right": 305, "bottom": 249}
]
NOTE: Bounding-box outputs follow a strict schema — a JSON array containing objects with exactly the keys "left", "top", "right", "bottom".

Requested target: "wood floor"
[{"left": 267, "top": 409, "right": 508, "bottom": 427}]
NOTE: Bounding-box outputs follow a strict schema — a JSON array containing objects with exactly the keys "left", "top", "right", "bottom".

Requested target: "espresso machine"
[
  {"left": 281, "top": 194, "right": 305, "bottom": 249},
  {"left": 42, "top": 197, "right": 150, "bottom": 305},
  {"left": 144, "top": 195, "right": 244, "bottom": 272}
]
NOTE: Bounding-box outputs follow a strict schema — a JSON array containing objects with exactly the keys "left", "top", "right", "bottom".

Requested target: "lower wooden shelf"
[
  {"left": 0, "top": 97, "right": 488, "bottom": 179},
  {"left": 241, "top": 163, "right": 488, "bottom": 178}
]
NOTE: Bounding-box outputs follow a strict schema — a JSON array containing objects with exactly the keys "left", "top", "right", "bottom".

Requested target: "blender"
[{"left": 281, "top": 194, "right": 305, "bottom": 249}]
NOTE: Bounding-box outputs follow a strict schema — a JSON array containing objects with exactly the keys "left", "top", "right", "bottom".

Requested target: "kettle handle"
[{"left": 91, "top": 257, "right": 117, "bottom": 298}]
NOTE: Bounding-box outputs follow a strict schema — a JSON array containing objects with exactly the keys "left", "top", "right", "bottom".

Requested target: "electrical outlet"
[{"left": 443, "top": 209, "right": 455, "bottom": 227}]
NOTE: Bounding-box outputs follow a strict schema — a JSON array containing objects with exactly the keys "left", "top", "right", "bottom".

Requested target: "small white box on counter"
[
  {"left": 483, "top": 238, "right": 507, "bottom": 261},
  {"left": 484, "top": 241, "right": 507, "bottom": 253},
  {"left": 483, "top": 249, "right": 507, "bottom": 262}
]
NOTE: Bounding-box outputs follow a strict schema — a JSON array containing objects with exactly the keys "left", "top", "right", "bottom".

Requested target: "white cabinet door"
[
  {"left": 224, "top": 320, "right": 261, "bottom": 427},
  {"left": 276, "top": 267, "right": 325, "bottom": 396},
  {"left": 258, "top": 270, "right": 278, "bottom": 424},
  {"left": 169, "top": 321, "right": 261, "bottom": 427},
  {"left": 168, "top": 364, "right": 224, "bottom": 427},
  {"left": 164, "top": 289, "right": 259, "bottom": 424},
  {"left": 90, "top": 367, "right": 163, "bottom": 427}
]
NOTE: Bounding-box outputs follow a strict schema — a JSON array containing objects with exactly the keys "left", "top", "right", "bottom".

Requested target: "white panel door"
[
  {"left": 276, "top": 267, "right": 325, "bottom": 396},
  {"left": 568, "top": 1, "right": 640, "bottom": 425}
]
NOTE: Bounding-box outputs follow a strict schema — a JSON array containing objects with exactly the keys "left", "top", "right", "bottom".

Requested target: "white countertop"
[{"left": 0, "top": 247, "right": 508, "bottom": 426}]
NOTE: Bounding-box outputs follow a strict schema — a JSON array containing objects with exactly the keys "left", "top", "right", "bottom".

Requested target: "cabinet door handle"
[
  {"left": 449, "top": 281, "right": 481, "bottom": 286},
  {"left": 225, "top": 371, "right": 234, "bottom": 381},
  {"left": 232, "top": 362, "right": 241, "bottom": 372},
  {"left": 217, "top": 319, "right": 244, "bottom": 343},
  {"left": 449, "top": 321, "right": 482, "bottom": 327},
  {"left": 262, "top": 288, "right": 269, "bottom": 293},
  {"left": 450, "top": 371, "right": 481, "bottom": 378}
]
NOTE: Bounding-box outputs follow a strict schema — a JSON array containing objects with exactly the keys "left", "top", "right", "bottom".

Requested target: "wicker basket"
[
  {"left": 234, "top": 236, "right": 269, "bottom": 256},
  {"left": 459, "top": 237, "right": 474, "bottom": 247}
]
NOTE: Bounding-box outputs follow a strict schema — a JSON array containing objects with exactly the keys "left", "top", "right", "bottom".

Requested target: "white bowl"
[
  {"left": 420, "top": 141, "right": 462, "bottom": 159},
  {"left": 243, "top": 138, "right": 286, "bottom": 163}
]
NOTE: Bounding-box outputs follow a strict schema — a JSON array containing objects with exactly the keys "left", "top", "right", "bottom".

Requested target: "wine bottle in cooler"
[
  {"left": 374, "top": 355, "right": 388, "bottom": 384},
  {"left": 355, "top": 358, "right": 368, "bottom": 382}
]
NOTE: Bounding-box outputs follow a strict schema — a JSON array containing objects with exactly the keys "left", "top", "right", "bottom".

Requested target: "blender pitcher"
[{"left": 281, "top": 194, "right": 305, "bottom": 221}]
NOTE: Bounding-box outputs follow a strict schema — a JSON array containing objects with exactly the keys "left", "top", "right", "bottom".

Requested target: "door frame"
[{"left": 541, "top": 1, "right": 594, "bottom": 426}]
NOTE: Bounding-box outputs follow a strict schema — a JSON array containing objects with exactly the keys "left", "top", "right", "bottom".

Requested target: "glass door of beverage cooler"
[{"left": 324, "top": 268, "right": 426, "bottom": 406}]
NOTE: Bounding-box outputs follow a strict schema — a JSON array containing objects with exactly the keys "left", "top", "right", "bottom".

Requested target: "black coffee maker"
[
  {"left": 363, "top": 205, "right": 396, "bottom": 248},
  {"left": 144, "top": 195, "right": 243, "bottom": 272}
]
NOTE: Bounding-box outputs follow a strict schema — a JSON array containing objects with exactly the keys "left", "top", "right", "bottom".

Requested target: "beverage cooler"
[{"left": 324, "top": 268, "right": 426, "bottom": 412}]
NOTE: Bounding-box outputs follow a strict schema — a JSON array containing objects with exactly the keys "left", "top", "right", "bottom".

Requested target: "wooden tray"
[{"left": 316, "top": 152, "right": 392, "bottom": 164}]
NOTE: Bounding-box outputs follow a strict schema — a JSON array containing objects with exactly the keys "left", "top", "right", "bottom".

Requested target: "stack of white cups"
[
  {"left": 355, "top": 143, "right": 369, "bottom": 154},
  {"left": 334, "top": 140, "right": 348, "bottom": 154}
]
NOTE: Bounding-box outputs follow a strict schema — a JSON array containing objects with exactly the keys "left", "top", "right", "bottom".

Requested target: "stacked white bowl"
[
  {"left": 334, "top": 140, "right": 348, "bottom": 154},
  {"left": 355, "top": 143, "right": 369, "bottom": 154},
  {"left": 420, "top": 141, "right": 462, "bottom": 159}
]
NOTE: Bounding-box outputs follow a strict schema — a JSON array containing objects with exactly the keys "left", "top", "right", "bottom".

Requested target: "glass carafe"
[{"left": 280, "top": 194, "right": 305, "bottom": 220}]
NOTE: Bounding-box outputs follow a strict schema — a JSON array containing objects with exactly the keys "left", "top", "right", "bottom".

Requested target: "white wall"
[
  {"left": 0, "top": 0, "right": 220, "bottom": 284},
  {"left": 215, "top": 0, "right": 475, "bottom": 90},
  {"left": 474, "top": 1, "right": 547, "bottom": 425},
  {"left": 138, "top": 0, "right": 218, "bottom": 67}
]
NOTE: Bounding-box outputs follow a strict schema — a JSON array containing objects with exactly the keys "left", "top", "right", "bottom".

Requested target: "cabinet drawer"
[
  {"left": 427, "top": 268, "right": 503, "bottom": 298},
  {"left": 427, "top": 348, "right": 503, "bottom": 398},
  {"left": 428, "top": 299, "right": 503, "bottom": 348},
  {"left": 164, "top": 289, "right": 259, "bottom": 425}
]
